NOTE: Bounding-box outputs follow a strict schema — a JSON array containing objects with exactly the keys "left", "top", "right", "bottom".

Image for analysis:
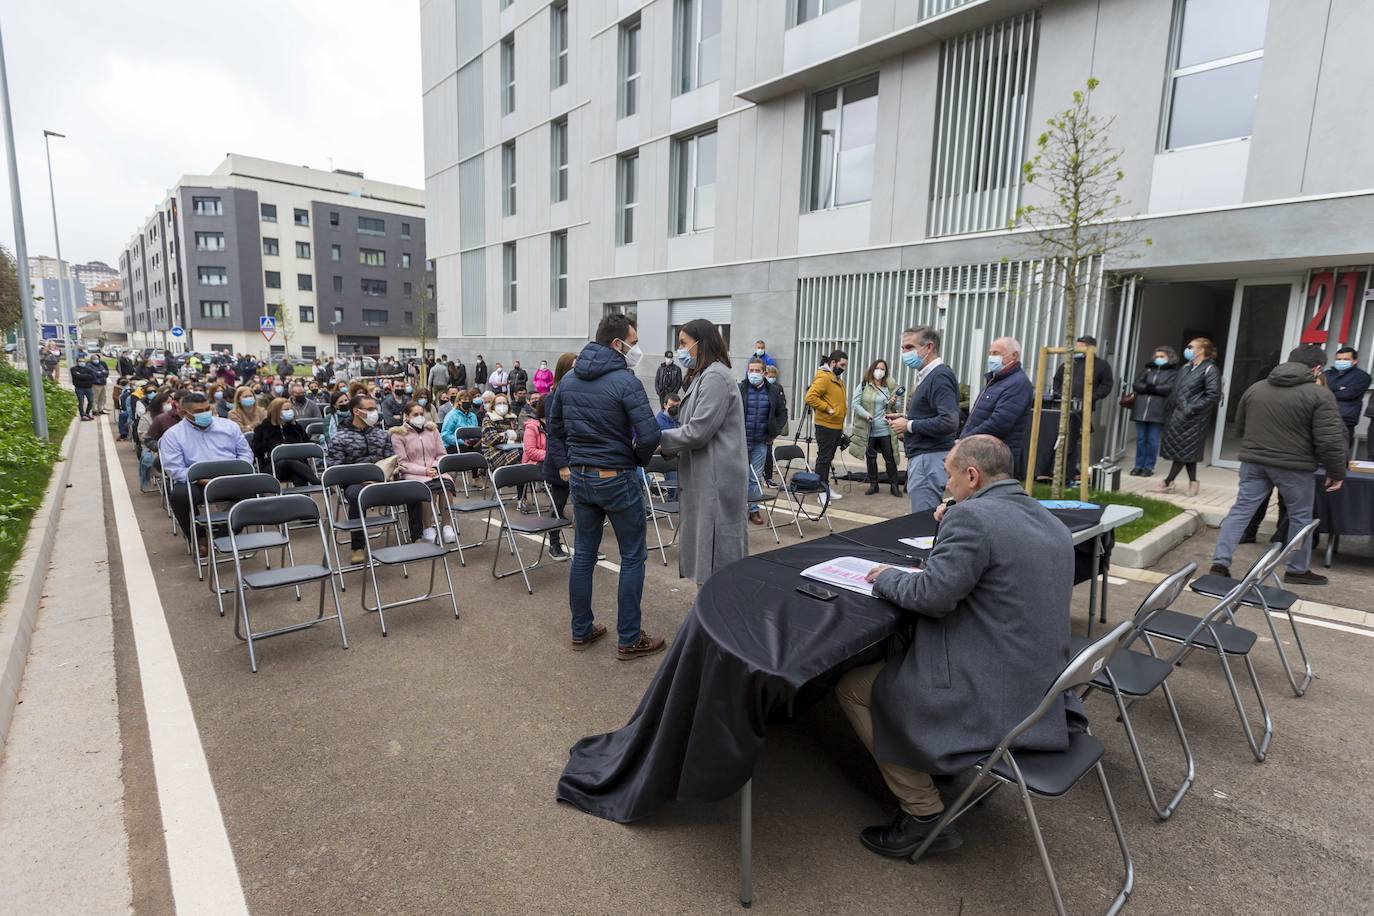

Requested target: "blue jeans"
[
  {"left": 906, "top": 451, "right": 949, "bottom": 513},
  {"left": 75, "top": 387, "right": 93, "bottom": 417},
  {"left": 1134, "top": 421, "right": 1162, "bottom": 471},
  {"left": 747, "top": 443, "right": 768, "bottom": 512},
  {"left": 569, "top": 468, "right": 648, "bottom": 646},
  {"left": 1214, "top": 463, "right": 1315, "bottom": 574},
  {"left": 117, "top": 408, "right": 130, "bottom": 438}
]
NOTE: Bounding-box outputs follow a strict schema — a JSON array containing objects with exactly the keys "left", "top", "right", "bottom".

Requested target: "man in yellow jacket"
[{"left": 805, "top": 349, "right": 849, "bottom": 503}]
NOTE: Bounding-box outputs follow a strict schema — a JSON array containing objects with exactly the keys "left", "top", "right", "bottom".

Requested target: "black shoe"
[
  {"left": 1129, "top": 468, "right": 1142, "bottom": 476},
  {"left": 1140, "top": 469, "right": 1154, "bottom": 478},
  {"left": 865, "top": 483, "right": 880, "bottom": 495},
  {"left": 889, "top": 482, "right": 901, "bottom": 497},
  {"left": 860, "top": 810, "right": 962, "bottom": 859},
  {"left": 548, "top": 542, "right": 569, "bottom": 560},
  {"left": 1209, "top": 563, "right": 1231, "bottom": 578},
  {"left": 1283, "top": 569, "right": 1328, "bottom": 585}
]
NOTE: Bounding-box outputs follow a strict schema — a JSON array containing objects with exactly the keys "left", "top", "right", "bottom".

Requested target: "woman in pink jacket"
[
  {"left": 521, "top": 401, "right": 566, "bottom": 556},
  {"left": 532, "top": 360, "right": 554, "bottom": 395},
  {"left": 390, "top": 400, "right": 456, "bottom": 543}
]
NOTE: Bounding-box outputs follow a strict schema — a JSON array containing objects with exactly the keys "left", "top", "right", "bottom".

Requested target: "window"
[
  {"left": 195, "top": 231, "right": 225, "bottom": 251},
  {"left": 404, "top": 311, "right": 415, "bottom": 325},
  {"left": 551, "top": 1, "right": 569, "bottom": 88},
  {"left": 503, "top": 242, "right": 518, "bottom": 312},
  {"left": 199, "top": 300, "right": 228, "bottom": 319},
  {"left": 551, "top": 118, "right": 569, "bottom": 203},
  {"left": 361, "top": 278, "right": 388, "bottom": 297},
  {"left": 502, "top": 142, "right": 518, "bottom": 216},
  {"left": 299, "top": 305, "right": 315, "bottom": 323},
  {"left": 266, "top": 270, "right": 281, "bottom": 289},
  {"left": 361, "top": 308, "right": 388, "bottom": 326},
  {"left": 500, "top": 35, "right": 516, "bottom": 114},
  {"left": 193, "top": 196, "right": 222, "bottom": 216},
  {"left": 260, "top": 203, "right": 277, "bottom": 222},
  {"left": 403, "top": 281, "right": 413, "bottom": 297},
  {"left": 619, "top": 17, "right": 641, "bottom": 117},
  {"left": 296, "top": 241, "right": 311, "bottom": 259},
  {"left": 297, "top": 273, "right": 313, "bottom": 291},
  {"left": 793, "top": 0, "right": 856, "bottom": 26},
  {"left": 198, "top": 266, "right": 228, "bottom": 286},
  {"left": 331, "top": 243, "right": 341, "bottom": 261},
  {"left": 294, "top": 208, "right": 310, "bottom": 227},
  {"left": 400, "top": 221, "right": 411, "bottom": 239},
  {"left": 263, "top": 237, "right": 280, "bottom": 256},
  {"left": 301, "top": 345, "right": 317, "bottom": 360},
  {"left": 329, "top": 211, "right": 340, "bottom": 227},
  {"left": 551, "top": 231, "right": 568, "bottom": 311},
  {"left": 333, "top": 275, "right": 344, "bottom": 293},
  {"left": 617, "top": 152, "right": 639, "bottom": 245},
  {"left": 398, "top": 347, "right": 418, "bottom": 360},
  {"left": 1163, "top": 0, "right": 1268, "bottom": 150},
  {"left": 671, "top": 129, "right": 717, "bottom": 235},
  {"left": 359, "top": 248, "right": 387, "bottom": 267},
  {"left": 674, "top": 0, "right": 720, "bottom": 95},
  {"left": 358, "top": 216, "right": 386, "bottom": 235},
  {"left": 603, "top": 302, "right": 638, "bottom": 323},
  {"left": 807, "top": 75, "right": 879, "bottom": 211},
  {"left": 397, "top": 252, "right": 410, "bottom": 269},
  {"left": 333, "top": 307, "right": 344, "bottom": 325}
]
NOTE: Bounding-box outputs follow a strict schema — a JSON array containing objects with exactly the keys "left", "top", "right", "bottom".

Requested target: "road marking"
[
  {"left": 100, "top": 420, "right": 249, "bottom": 914},
  {"left": 479, "top": 516, "right": 622, "bottom": 572}
]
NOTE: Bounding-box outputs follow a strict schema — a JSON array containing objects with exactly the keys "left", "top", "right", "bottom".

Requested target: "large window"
[
  {"left": 672, "top": 129, "right": 717, "bottom": 235},
  {"left": 503, "top": 242, "right": 518, "bottom": 313},
  {"left": 263, "top": 237, "right": 280, "bottom": 256},
  {"left": 619, "top": 17, "right": 641, "bottom": 117},
  {"left": 260, "top": 203, "right": 277, "bottom": 222},
  {"left": 358, "top": 216, "right": 386, "bottom": 235},
  {"left": 198, "top": 266, "right": 227, "bottom": 286},
  {"left": 294, "top": 208, "right": 310, "bottom": 227},
  {"left": 502, "top": 141, "right": 518, "bottom": 216},
  {"left": 299, "top": 305, "right": 315, "bottom": 323},
  {"left": 296, "top": 241, "right": 311, "bottom": 259},
  {"left": 199, "top": 300, "right": 228, "bottom": 319},
  {"left": 808, "top": 75, "right": 879, "bottom": 211},
  {"left": 359, "top": 248, "right": 387, "bottom": 267},
  {"left": 617, "top": 152, "right": 639, "bottom": 245},
  {"left": 551, "top": 118, "right": 569, "bottom": 203},
  {"left": 500, "top": 35, "right": 516, "bottom": 114},
  {"left": 266, "top": 270, "right": 281, "bottom": 289},
  {"left": 1163, "top": 0, "right": 1268, "bottom": 150},
  {"left": 793, "top": 0, "right": 855, "bottom": 25},
  {"left": 400, "top": 221, "right": 411, "bottom": 239},
  {"left": 674, "top": 0, "right": 720, "bottom": 95},
  {"left": 551, "top": 1, "right": 569, "bottom": 88},
  {"left": 297, "top": 273, "right": 313, "bottom": 291},
  {"left": 551, "top": 231, "right": 568, "bottom": 311},
  {"left": 361, "top": 278, "right": 388, "bottom": 297},
  {"left": 195, "top": 231, "right": 225, "bottom": 251},
  {"left": 193, "top": 196, "right": 222, "bottom": 216},
  {"left": 361, "top": 309, "right": 388, "bottom": 326}
]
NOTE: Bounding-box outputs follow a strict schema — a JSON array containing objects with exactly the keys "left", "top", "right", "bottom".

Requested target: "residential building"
[
  {"left": 88, "top": 277, "right": 122, "bottom": 308},
  {"left": 118, "top": 154, "right": 434, "bottom": 360},
  {"left": 421, "top": 0, "right": 1374, "bottom": 468},
  {"left": 27, "top": 255, "right": 63, "bottom": 280},
  {"left": 73, "top": 260, "right": 119, "bottom": 304},
  {"left": 32, "top": 276, "right": 86, "bottom": 329}
]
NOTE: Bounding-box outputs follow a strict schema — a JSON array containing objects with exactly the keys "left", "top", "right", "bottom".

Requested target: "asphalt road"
[{"left": 102, "top": 440, "right": 1374, "bottom": 915}]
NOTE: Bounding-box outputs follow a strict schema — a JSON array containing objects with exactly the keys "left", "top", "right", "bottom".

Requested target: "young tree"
[
  {"left": 1011, "top": 78, "right": 1149, "bottom": 498},
  {"left": 271, "top": 296, "right": 295, "bottom": 363},
  {"left": 415, "top": 284, "right": 435, "bottom": 389},
  {"left": 0, "top": 246, "right": 21, "bottom": 339}
]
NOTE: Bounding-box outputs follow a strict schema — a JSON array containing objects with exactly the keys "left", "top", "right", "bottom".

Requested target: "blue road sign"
[{"left": 171, "top": 326, "right": 184, "bottom": 338}]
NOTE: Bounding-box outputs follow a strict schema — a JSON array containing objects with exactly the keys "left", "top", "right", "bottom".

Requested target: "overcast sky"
[{"left": 0, "top": 0, "right": 424, "bottom": 268}]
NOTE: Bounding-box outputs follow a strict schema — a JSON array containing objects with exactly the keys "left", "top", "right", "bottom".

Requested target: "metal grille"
[
  {"left": 919, "top": 0, "right": 976, "bottom": 19},
  {"left": 928, "top": 11, "right": 1039, "bottom": 237}
]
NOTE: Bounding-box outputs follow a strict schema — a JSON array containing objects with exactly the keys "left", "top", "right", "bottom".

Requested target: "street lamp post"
[
  {"left": 0, "top": 17, "right": 48, "bottom": 439},
  {"left": 42, "top": 128, "right": 75, "bottom": 369}
]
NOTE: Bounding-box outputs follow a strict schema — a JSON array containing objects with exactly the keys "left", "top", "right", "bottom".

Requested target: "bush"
[{"left": 0, "top": 362, "right": 77, "bottom": 601}]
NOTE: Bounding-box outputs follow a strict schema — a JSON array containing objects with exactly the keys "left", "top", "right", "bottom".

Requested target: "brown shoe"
[
  {"left": 1186, "top": 481, "right": 1200, "bottom": 497},
  {"left": 749, "top": 510, "right": 764, "bottom": 525},
  {"left": 617, "top": 632, "right": 666, "bottom": 660},
  {"left": 571, "top": 623, "right": 607, "bottom": 650}
]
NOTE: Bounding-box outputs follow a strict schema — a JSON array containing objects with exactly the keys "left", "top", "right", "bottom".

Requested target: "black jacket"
[
  {"left": 1326, "top": 365, "right": 1371, "bottom": 426},
  {"left": 118, "top": 355, "right": 136, "bottom": 375},
  {"left": 508, "top": 366, "right": 529, "bottom": 391},
  {"left": 655, "top": 361, "right": 683, "bottom": 400},
  {"left": 1160, "top": 360, "right": 1221, "bottom": 463},
  {"left": 70, "top": 362, "right": 97, "bottom": 388},
  {"left": 548, "top": 342, "right": 661, "bottom": 469},
  {"left": 1052, "top": 355, "right": 1113, "bottom": 404},
  {"left": 737, "top": 377, "right": 787, "bottom": 444},
  {"left": 252, "top": 420, "right": 309, "bottom": 469},
  {"left": 474, "top": 360, "right": 488, "bottom": 385},
  {"left": 91, "top": 361, "right": 110, "bottom": 385},
  {"left": 541, "top": 387, "right": 570, "bottom": 487},
  {"left": 1130, "top": 363, "right": 1179, "bottom": 425},
  {"left": 1237, "top": 363, "right": 1347, "bottom": 478},
  {"left": 453, "top": 362, "right": 467, "bottom": 387}
]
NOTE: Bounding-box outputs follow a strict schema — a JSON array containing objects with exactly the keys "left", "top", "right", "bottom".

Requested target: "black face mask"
[
  {"left": 832, "top": 364, "right": 845, "bottom": 378},
  {"left": 666, "top": 406, "right": 679, "bottom": 417}
]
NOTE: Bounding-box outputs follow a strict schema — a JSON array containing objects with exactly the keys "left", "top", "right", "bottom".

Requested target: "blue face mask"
[
  {"left": 1334, "top": 359, "right": 1353, "bottom": 372},
  {"left": 1153, "top": 357, "right": 1168, "bottom": 367},
  {"left": 1182, "top": 348, "right": 1195, "bottom": 362},
  {"left": 676, "top": 347, "right": 694, "bottom": 369},
  {"left": 281, "top": 409, "right": 295, "bottom": 422},
  {"left": 213, "top": 390, "right": 224, "bottom": 400},
  {"left": 273, "top": 385, "right": 284, "bottom": 395},
  {"left": 405, "top": 386, "right": 414, "bottom": 394},
  {"left": 418, "top": 397, "right": 429, "bottom": 406},
  {"left": 765, "top": 375, "right": 776, "bottom": 385},
  {"left": 901, "top": 349, "right": 924, "bottom": 370},
  {"left": 987, "top": 355, "right": 1004, "bottom": 374},
  {"left": 191, "top": 411, "right": 213, "bottom": 429},
  {"left": 748, "top": 372, "right": 763, "bottom": 385},
  {"left": 241, "top": 397, "right": 256, "bottom": 408}
]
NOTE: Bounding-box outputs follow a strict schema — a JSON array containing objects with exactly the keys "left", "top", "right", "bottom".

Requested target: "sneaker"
[
  {"left": 827, "top": 489, "right": 843, "bottom": 500},
  {"left": 442, "top": 525, "right": 457, "bottom": 544},
  {"left": 617, "top": 632, "right": 666, "bottom": 660},
  {"left": 1209, "top": 563, "right": 1231, "bottom": 579},
  {"left": 421, "top": 526, "right": 437, "bottom": 543},
  {"left": 571, "top": 623, "right": 607, "bottom": 650},
  {"left": 1283, "top": 569, "right": 1328, "bottom": 585},
  {"left": 516, "top": 500, "right": 531, "bottom": 514},
  {"left": 548, "top": 542, "right": 570, "bottom": 560}
]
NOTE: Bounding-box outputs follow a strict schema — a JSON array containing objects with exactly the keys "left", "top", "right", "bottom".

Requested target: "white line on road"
[{"left": 100, "top": 420, "right": 249, "bottom": 914}]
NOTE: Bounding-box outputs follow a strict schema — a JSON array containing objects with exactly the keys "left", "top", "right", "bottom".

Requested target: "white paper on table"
[
  {"left": 800, "top": 556, "right": 919, "bottom": 597},
  {"left": 1350, "top": 460, "right": 1374, "bottom": 472},
  {"left": 898, "top": 536, "right": 936, "bottom": 550}
]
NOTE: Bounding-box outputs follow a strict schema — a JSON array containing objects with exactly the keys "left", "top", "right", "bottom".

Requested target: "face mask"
[
  {"left": 832, "top": 364, "right": 845, "bottom": 378},
  {"left": 676, "top": 347, "right": 694, "bottom": 369},
  {"left": 405, "top": 386, "right": 414, "bottom": 394},
  {"left": 335, "top": 404, "right": 348, "bottom": 414},
  {"left": 1182, "top": 347, "right": 1196, "bottom": 362},
  {"left": 664, "top": 356, "right": 673, "bottom": 365},
  {"left": 765, "top": 376, "right": 777, "bottom": 385},
  {"left": 192, "top": 411, "right": 213, "bottom": 429},
  {"left": 1334, "top": 359, "right": 1353, "bottom": 372},
  {"left": 902, "top": 350, "right": 924, "bottom": 370},
  {"left": 872, "top": 368, "right": 886, "bottom": 381},
  {"left": 755, "top": 348, "right": 765, "bottom": 357},
  {"left": 363, "top": 410, "right": 380, "bottom": 427},
  {"left": 409, "top": 415, "right": 426, "bottom": 430},
  {"left": 987, "top": 355, "right": 1004, "bottom": 374},
  {"left": 619, "top": 342, "right": 644, "bottom": 369},
  {"left": 418, "top": 397, "right": 429, "bottom": 406},
  {"left": 161, "top": 402, "right": 174, "bottom": 413},
  {"left": 213, "top": 390, "right": 224, "bottom": 400},
  {"left": 540, "top": 363, "right": 547, "bottom": 369},
  {"left": 1073, "top": 351, "right": 1086, "bottom": 359},
  {"left": 494, "top": 403, "right": 509, "bottom": 416},
  {"left": 281, "top": 409, "right": 295, "bottom": 422},
  {"left": 242, "top": 397, "right": 256, "bottom": 408},
  {"left": 748, "top": 372, "right": 763, "bottom": 385},
  {"left": 1153, "top": 357, "right": 1168, "bottom": 367},
  {"left": 273, "top": 385, "right": 284, "bottom": 396},
  {"left": 667, "top": 405, "right": 680, "bottom": 417}
]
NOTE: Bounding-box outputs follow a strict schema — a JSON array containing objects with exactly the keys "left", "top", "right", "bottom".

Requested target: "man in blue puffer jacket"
[
  {"left": 549, "top": 314, "right": 665, "bottom": 660},
  {"left": 961, "top": 336, "right": 1034, "bottom": 481}
]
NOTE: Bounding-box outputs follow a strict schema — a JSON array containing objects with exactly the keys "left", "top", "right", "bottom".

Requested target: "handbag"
[
  {"left": 375, "top": 454, "right": 400, "bottom": 480},
  {"left": 1119, "top": 391, "right": 1135, "bottom": 409},
  {"left": 791, "top": 471, "right": 824, "bottom": 492}
]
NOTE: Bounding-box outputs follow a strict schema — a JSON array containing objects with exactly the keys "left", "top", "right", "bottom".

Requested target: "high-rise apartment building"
[
  {"left": 119, "top": 155, "right": 434, "bottom": 360},
  {"left": 422, "top": 0, "right": 1374, "bottom": 467}
]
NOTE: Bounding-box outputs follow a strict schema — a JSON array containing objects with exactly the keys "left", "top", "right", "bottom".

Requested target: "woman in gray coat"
[{"left": 659, "top": 319, "right": 750, "bottom": 585}]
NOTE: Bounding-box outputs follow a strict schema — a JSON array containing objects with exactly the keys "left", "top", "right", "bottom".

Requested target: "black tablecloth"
[
  {"left": 555, "top": 505, "right": 1110, "bottom": 824},
  {"left": 1313, "top": 469, "right": 1374, "bottom": 536}
]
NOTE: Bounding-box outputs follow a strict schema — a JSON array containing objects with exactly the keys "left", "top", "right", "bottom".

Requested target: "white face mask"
[
  {"left": 619, "top": 341, "right": 644, "bottom": 369},
  {"left": 408, "top": 415, "right": 426, "bottom": 430},
  {"left": 161, "top": 402, "right": 174, "bottom": 413},
  {"left": 494, "top": 403, "right": 509, "bottom": 416},
  {"left": 872, "top": 368, "right": 886, "bottom": 380},
  {"left": 363, "top": 409, "right": 380, "bottom": 427}
]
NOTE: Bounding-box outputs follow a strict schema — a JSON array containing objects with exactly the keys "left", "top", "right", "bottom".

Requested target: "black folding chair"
[
  {"left": 451, "top": 426, "right": 485, "bottom": 492},
  {"left": 226, "top": 494, "right": 347, "bottom": 673},
  {"left": 489, "top": 464, "right": 571, "bottom": 594},
  {"left": 1074, "top": 563, "right": 1197, "bottom": 820},
  {"left": 748, "top": 461, "right": 790, "bottom": 544},
  {"left": 186, "top": 458, "right": 255, "bottom": 578},
  {"left": 303, "top": 420, "right": 325, "bottom": 440},
  {"left": 270, "top": 442, "right": 326, "bottom": 497},
  {"left": 357, "top": 480, "right": 460, "bottom": 635},
  {"left": 320, "top": 463, "right": 402, "bottom": 591},
  {"left": 908, "top": 621, "right": 1137, "bottom": 916},
  {"left": 642, "top": 455, "right": 679, "bottom": 565},
  {"left": 1141, "top": 544, "right": 1282, "bottom": 762},
  {"left": 769, "top": 444, "right": 833, "bottom": 538},
  {"left": 1188, "top": 519, "right": 1318, "bottom": 697},
  {"left": 203, "top": 473, "right": 286, "bottom": 618},
  {"left": 437, "top": 452, "right": 501, "bottom": 562}
]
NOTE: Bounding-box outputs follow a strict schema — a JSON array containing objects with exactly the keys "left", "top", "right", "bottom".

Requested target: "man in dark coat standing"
[
  {"left": 960, "top": 336, "right": 1034, "bottom": 480},
  {"left": 473, "top": 355, "right": 488, "bottom": 387},
  {"left": 1326, "top": 346, "right": 1370, "bottom": 452},
  {"left": 1046, "top": 334, "right": 1114, "bottom": 482},
  {"left": 837, "top": 435, "right": 1077, "bottom": 857},
  {"left": 654, "top": 351, "right": 683, "bottom": 409}
]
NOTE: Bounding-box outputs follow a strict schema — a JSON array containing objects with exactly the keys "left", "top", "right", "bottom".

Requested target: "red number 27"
[{"left": 1301, "top": 271, "right": 1358, "bottom": 345}]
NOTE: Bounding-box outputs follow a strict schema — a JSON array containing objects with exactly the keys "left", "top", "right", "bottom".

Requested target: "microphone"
[{"left": 893, "top": 385, "right": 907, "bottom": 402}]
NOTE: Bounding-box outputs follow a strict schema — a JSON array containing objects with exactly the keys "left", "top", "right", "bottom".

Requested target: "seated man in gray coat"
[{"left": 837, "top": 435, "right": 1079, "bottom": 857}]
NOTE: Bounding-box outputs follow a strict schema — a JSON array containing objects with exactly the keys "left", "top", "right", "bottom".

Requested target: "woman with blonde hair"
[
  {"left": 1155, "top": 336, "right": 1222, "bottom": 497},
  {"left": 227, "top": 385, "right": 266, "bottom": 433}
]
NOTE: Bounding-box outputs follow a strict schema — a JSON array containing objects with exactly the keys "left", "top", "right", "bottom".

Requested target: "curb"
[
  {"left": 1113, "top": 509, "right": 1203, "bottom": 569},
  {"left": 0, "top": 416, "right": 81, "bottom": 751}
]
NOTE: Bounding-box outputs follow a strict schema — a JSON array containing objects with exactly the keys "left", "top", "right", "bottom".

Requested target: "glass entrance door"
[{"left": 1213, "top": 279, "right": 1301, "bottom": 467}]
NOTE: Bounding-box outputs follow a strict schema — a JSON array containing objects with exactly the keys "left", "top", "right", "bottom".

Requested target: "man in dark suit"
[
  {"left": 837, "top": 435, "right": 1078, "bottom": 857},
  {"left": 1326, "top": 346, "right": 1370, "bottom": 453},
  {"left": 961, "top": 336, "right": 1035, "bottom": 480}
]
